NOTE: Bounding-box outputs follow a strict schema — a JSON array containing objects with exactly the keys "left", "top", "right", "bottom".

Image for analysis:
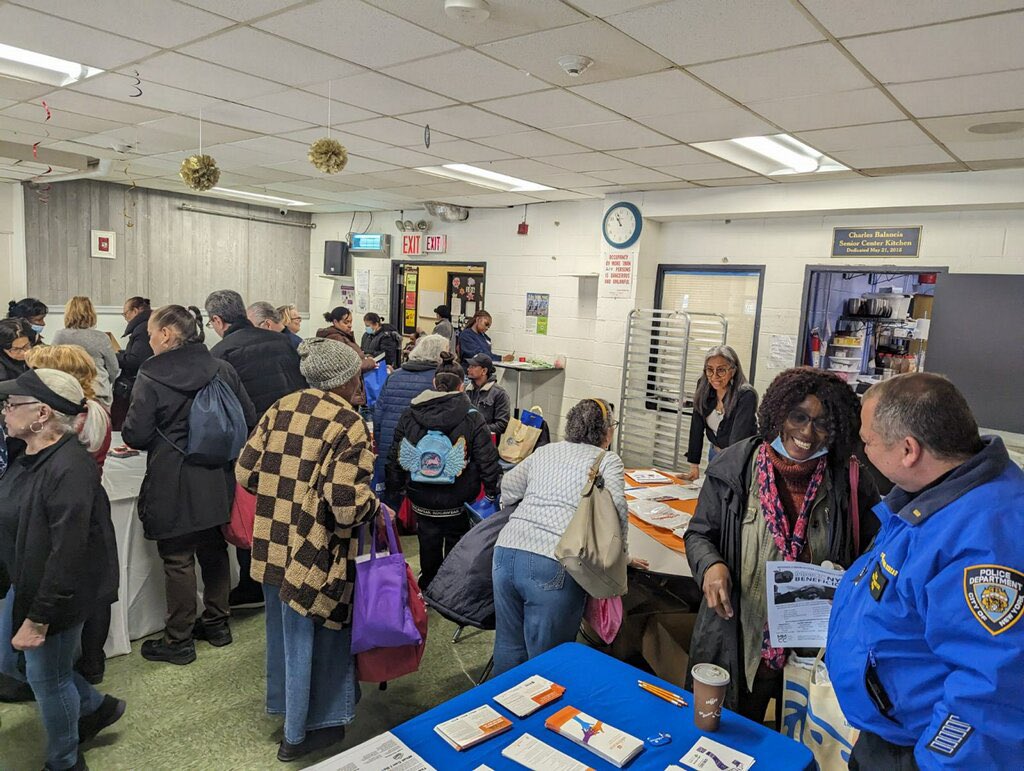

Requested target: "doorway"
[{"left": 390, "top": 261, "right": 487, "bottom": 336}]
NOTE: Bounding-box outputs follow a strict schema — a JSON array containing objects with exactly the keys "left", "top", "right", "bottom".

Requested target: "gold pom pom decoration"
[
  {"left": 308, "top": 137, "right": 348, "bottom": 174},
  {"left": 179, "top": 153, "right": 220, "bottom": 191}
]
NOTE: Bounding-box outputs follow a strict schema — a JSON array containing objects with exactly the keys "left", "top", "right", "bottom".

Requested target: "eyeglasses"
[
  {"left": 705, "top": 366, "right": 734, "bottom": 377},
  {"left": 8, "top": 343, "right": 31, "bottom": 353},
  {"left": 786, "top": 409, "right": 830, "bottom": 434},
  {"left": 2, "top": 400, "right": 41, "bottom": 412}
]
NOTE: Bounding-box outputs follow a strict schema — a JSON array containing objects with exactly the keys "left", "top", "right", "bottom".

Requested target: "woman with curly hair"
[{"left": 684, "top": 367, "right": 880, "bottom": 721}]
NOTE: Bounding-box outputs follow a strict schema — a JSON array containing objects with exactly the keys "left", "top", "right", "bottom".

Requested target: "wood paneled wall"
[{"left": 22, "top": 180, "right": 311, "bottom": 310}]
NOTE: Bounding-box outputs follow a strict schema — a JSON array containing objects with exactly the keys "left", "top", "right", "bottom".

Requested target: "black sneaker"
[
  {"left": 43, "top": 751, "right": 87, "bottom": 770},
  {"left": 140, "top": 638, "right": 196, "bottom": 665},
  {"left": 277, "top": 725, "right": 346, "bottom": 762},
  {"left": 74, "top": 663, "right": 104, "bottom": 686},
  {"left": 192, "top": 619, "right": 233, "bottom": 647},
  {"left": 228, "top": 585, "right": 265, "bottom": 610},
  {"left": 78, "top": 694, "right": 126, "bottom": 744},
  {"left": 0, "top": 672, "right": 34, "bottom": 703}
]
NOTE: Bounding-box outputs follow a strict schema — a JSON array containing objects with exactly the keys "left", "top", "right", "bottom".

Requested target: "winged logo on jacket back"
[{"left": 399, "top": 431, "right": 467, "bottom": 484}]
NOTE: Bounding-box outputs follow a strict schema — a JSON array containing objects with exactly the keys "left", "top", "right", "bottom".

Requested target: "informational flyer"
[
  {"left": 765, "top": 561, "right": 845, "bottom": 648},
  {"left": 525, "top": 292, "right": 549, "bottom": 335},
  {"left": 769, "top": 334, "right": 797, "bottom": 369},
  {"left": 601, "top": 252, "right": 635, "bottom": 299},
  {"left": 303, "top": 731, "right": 436, "bottom": 771}
]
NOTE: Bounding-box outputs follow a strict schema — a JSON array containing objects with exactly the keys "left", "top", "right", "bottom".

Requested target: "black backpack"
[{"left": 158, "top": 375, "right": 248, "bottom": 466}]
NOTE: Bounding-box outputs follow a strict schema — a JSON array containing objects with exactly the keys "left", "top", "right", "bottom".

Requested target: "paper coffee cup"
[{"left": 691, "top": 663, "right": 730, "bottom": 732}]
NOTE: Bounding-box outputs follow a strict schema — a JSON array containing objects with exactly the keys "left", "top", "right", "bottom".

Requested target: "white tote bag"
[{"left": 802, "top": 650, "right": 860, "bottom": 770}]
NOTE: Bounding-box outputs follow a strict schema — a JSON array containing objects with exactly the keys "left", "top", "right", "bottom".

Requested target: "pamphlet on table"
[
  {"left": 674, "top": 736, "right": 755, "bottom": 770},
  {"left": 627, "top": 500, "right": 693, "bottom": 533},
  {"left": 493, "top": 675, "right": 565, "bottom": 717},
  {"left": 626, "top": 469, "right": 672, "bottom": 485},
  {"left": 765, "top": 561, "right": 845, "bottom": 648},
  {"left": 303, "top": 731, "right": 435, "bottom": 771},
  {"left": 544, "top": 706, "right": 644, "bottom": 768},
  {"left": 501, "top": 733, "right": 595, "bottom": 771},
  {"left": 434, "top": 704, "right": 512, "bottom": 750}
]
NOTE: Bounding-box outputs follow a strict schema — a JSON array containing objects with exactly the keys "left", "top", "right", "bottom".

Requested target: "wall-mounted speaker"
[{"left": 324, "top": 241, "right": 350, "bottom": 277}]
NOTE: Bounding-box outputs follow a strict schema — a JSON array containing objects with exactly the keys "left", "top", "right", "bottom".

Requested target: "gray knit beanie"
[
  {"left": 409, "top": 333, "right": 449, "bottom": 363},
  {"left": 298, "top": 337, "right": 361, "bottom": 391}
]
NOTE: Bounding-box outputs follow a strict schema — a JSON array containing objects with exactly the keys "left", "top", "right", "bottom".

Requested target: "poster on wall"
[
  {"left": 601, "top": 252, "right": 635, "bottom": 298},
  {"left": 769, "top": 334, "right": 797, "bottom": 369},
  {"left": 402, "top": 268, "right": 418, "bottom": 334},
  {"left": 525, "top": 292, "right": 549, "bottom": 335},
  {"left": 331, "top": 282, "right": 356, "bottom": 309}
]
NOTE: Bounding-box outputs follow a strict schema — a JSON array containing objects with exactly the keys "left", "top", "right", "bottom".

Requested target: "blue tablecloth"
[{"left": 391, "top": 643, "right": 814, "bottom": 770}]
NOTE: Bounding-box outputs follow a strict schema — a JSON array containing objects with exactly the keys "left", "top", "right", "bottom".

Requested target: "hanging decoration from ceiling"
[
  {"left": 31, "top": 100, "right": 53, "bottom": 204},
  {"left": 180, "top": 109, "right": 220, "bottom": 191},
  {"left": 424, "top": 124, "right": 431, "bottom": 149},
  {"left": 128, "top": 70, "right": 143, "bottom": 98},
  {"left": 308, "top": 81, "right": 348, "bottom": 174},
  {"left": 123, "top": 162, "right": 138, "bottom": 228}
]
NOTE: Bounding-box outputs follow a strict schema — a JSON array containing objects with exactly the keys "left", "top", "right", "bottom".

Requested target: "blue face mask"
[
  {"left": 365, "top": 326, "right": 374, "bottom": 335},
  {"left": 771, "top": 435, "right": 828, "bottom": 463},
  {"left": 30, "top": 323, "right": 44, "bottom": 334}
]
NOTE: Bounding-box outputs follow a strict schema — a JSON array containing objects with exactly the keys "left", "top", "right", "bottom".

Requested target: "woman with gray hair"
[
  {"left": 491, "top": 398, "right": 628, "bottom": 675},
  {"left": 0, "top": 369, "right": 123, "bottom": 769},
  {"left": 371, "top": 333, "right": 450, "bottom": 502},
  {"left": 684, "top": 345, "right": 758, "bottom": 481}
]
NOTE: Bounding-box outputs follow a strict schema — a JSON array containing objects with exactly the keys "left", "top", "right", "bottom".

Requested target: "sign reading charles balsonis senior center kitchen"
[{"left": 832, "top": 227, "right": 922, "bottom": 258}]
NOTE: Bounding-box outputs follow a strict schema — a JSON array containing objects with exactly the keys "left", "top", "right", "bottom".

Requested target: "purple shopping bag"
[{"left": 351, "top": 509, "right": 422, "bottom": 655}]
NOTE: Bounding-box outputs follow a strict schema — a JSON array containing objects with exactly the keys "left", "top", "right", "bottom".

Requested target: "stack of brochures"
[
  {"left": 493, "top": 676, "right": 566, "bottom": 717},
  {"left": 433, "top": 705, "right": 512, "bottom": 751},
  {"left": 544, "top": 706, "right": 644, "bottom": 768},
  {"left": 502, "top": 733, "right": 595, "bottom": 771}
]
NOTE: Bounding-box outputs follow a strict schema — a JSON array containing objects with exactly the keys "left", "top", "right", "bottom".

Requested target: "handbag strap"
[
  {"left": 357, "top": 507, "right": 400, "bottom": 561},
  {"left": 583, "top": 449, "right": 607, "bottom": 495},
  {"left": 849, "top": 456, "right": 860, "bottom": 555}
]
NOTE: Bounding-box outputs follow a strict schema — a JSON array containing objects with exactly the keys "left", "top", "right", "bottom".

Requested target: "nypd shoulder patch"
[
  {"left": 963, "top": 564, "right": 1024, "bottom": 636},
  {"left": 926, "top": 714, "right": 974, "bottom": 757}
]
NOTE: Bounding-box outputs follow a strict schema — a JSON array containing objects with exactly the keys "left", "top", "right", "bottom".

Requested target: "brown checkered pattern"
[{"left": 236, "top": 388, "right": 379, "bottom": 629}]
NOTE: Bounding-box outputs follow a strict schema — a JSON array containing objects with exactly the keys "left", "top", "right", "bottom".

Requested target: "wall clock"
[{"left": 602, "top": 201, "right": 642, "bottom": 249}]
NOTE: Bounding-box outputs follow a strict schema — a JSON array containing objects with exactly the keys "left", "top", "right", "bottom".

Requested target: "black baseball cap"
[
  {"left": 467, "top": 353, "right": 494, "bottom": 373},
  {"left": 0, "top": 369, "right": 86, "bottom": 415}
]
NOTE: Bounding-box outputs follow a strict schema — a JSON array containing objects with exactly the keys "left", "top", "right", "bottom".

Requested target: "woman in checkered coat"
[{"left": 236, "top": 337, "right": 380, "bottom": 763}]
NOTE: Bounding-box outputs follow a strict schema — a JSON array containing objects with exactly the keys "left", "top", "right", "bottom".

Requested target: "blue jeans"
[
  {"left": 263, "top": 584, "right": 359, "bottom": 745},
  {"left": 491, "top": 546, "right": 587, "bottom": 677}
]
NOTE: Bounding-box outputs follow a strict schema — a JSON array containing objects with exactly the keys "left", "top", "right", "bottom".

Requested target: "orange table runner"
[{"left": 625, "top": 470, "right": 699, "bottom": 556}]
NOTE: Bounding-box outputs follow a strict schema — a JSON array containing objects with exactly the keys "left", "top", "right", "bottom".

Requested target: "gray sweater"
[{"left": 51, "top": 327, "right": 120, "bottom": 405}]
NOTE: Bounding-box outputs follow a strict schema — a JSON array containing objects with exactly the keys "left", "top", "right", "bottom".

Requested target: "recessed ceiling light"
[
  {"left": 967, "top": 121, "right": 1024, "bottom": 135},
  {"left": 0, "top": 43, "right": 103, "bottom": 87},
  {"left": 692, "top": 133, "right": 847, "bottom": 176},
  {"left": 415, "top": 163, "right": 553, "bottom": 192},
  {"left": 211, "top": 187, "right": 311, "bottom": 206}
]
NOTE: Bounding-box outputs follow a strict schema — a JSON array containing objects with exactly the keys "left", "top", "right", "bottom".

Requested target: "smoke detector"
[
  {"left": 557, "top": 54, "right": 594, "bottom": 77},
  {"left": 445, "top": 0, "right": 490, "bottom": 23}
]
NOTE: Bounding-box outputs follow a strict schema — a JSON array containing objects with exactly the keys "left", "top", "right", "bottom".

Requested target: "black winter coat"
[
  {"left": 210, "top": 319, "right": 306, "bottom": 424},
  {"left": 122, "top": 343, "right": 256, "bottom": 541},
  {"left": 686, "top": 385, "right": 758, "bottom": 465},
  {"left": 683, "top": 437, "right": 880, "bottom": 709},
  {"left": 115, "top": 308, "right": 154, "bottom": 382},
  {"left": 386, "top": 390, "right": 501, "bottom": 514},
  {"left": 0, "top": 352, "right": 27, "bottom": 383},
  {"left": 361, "top": 323, "right": 402, "bottom": 368},
  {"left": 0, "top": 434, "right": 118, "bottom": 635}
]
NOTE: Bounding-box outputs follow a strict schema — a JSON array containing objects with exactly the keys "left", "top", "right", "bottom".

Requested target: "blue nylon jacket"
[
  {"left": 372, "top": 361, "right": 436, "bottom": 488},
  {"left": 457, "top": 328, "right": 493, "bottom": 366},
  {"left": 825, "top": 437, "right": 1024, "bottom": 769}
]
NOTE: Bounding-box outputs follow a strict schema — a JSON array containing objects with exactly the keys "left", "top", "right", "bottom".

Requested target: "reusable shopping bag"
[
  {"left": 498, "top": 406, "right": 544, "bottom": 463},
  {"left": 584, "top": 596, "right": 624, "bottom": 644},
  {"left": 363, "top": 361, "right": 389, "bottom": 409},
  {"left": 357, "top": 562, "right": 428, "bottom": 683},
  {"left": 782, "top": 650, "right": 859, "bottom": 770},
  {"left": 222, "top": 483, "right": 255, "bottom": 549}
]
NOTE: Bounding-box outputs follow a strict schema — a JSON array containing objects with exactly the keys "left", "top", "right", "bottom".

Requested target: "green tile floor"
[{"left": 0, "top": 537, "right": 496, "bottom": 770}]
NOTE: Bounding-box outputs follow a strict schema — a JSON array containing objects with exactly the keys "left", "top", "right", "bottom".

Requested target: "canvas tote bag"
[
  {"left": 498, "top": 406, "right": 544, "bottom": 464},
  {"left": 554, "top": 450, "right": 628, "bottom": 598}
]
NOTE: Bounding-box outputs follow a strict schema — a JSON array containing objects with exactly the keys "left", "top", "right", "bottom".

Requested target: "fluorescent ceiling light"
[
  {"left": 415, "top": 163, "right": 553, "bottom": 192},
  {"left": 211, "top": 187, "right": 311, "bottom": 206},
  {"left": 692, "top": 133, "right": 847, "bottom": 176},
  {"left": 0, "top": 43, "right": 103, "bottom": 87}
]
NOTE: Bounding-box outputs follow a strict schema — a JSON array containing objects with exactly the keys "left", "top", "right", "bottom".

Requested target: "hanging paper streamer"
[
  {"left": 424, "top": 124, "right": 431, "bottom": 149},
  {"left": 32, "top": 100, "right": 53, "bottom": 204},
  {"left": 123, "top": 163, "right": 138, "bottom": 228},
  {"left": 128, "top": 70, "right": 143, "bottom": 98}
]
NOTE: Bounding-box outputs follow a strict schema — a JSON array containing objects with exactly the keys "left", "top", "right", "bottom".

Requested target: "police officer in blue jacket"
[{"left": 827, "top": 373, "right": 1024, "bottom": 769}]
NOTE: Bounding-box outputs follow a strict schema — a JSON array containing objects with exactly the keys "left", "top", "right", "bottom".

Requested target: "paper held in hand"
[
  {"left": 433, "top": 704, "right": 512, "bottom": 751},
  {"left": 493, "top": 675, "right": 565, "bottom": 717},
  {"left": 765, "top": 560, "right": 845, "bottom": 648}
]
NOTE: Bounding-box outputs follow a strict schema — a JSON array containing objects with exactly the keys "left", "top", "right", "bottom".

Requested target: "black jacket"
[
  {"left": 0, "top": 434, "right": 118, "bottom": 635},
  {"left": 361, "top": 323, "right": 402, "bottom": 369},
  {"left": 467, "top": 377, "right": 511, "bottom": 436},
  {"left": 683, "top": 437, "right": 880, "bottom": 708},
  {"left": 122, "top": 343, "right": 256, "bottom": 541},
  {"left": 115, "top": 308, "right": 154, "bottom": 382},
  {"left": 686, "top": 385, "right": 758, "bottom": 465},
  {"left": 386, "top": 390, "right": 501, "bottom": 514},
  {"left": 0, "top": 352, "right": 28, "bottom": 383}
]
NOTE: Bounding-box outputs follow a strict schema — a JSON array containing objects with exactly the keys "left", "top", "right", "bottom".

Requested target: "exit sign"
[
  {"left": 425, "top": 234, "right": 447, "bottom": 253},
  {"left": 402, "top": 234, "right": 422, "bottom": 255}
]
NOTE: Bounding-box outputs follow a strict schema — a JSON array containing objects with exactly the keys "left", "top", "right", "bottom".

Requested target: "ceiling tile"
[
  {"left": 591, "top": 166, "right": 678, "bottom": 184},
  {"left": 451, "top": 192, "right": 548, "bottom": 207},
  {"left": 357, "top": 146, "right": 448, "bottom": 168},
  {"left": 919, "top": 109, "right": 1024, "bottom": 144},
  {"left": 21, "top": 0, "right": 233, "bottom": 48},
  {"left": 129, "top": 53, "right": 284, "bottom": 100},
  {"left": 570, "top": 1, "right": 666, "bottom": 16},
  {"left": 607, "top": 144, "right": 708, "bottom": 166},
  {"left": 844, "top": 12, "right": 1024, "bottom": 84},
  {"left": 0, "top": 75, "right": 52, "bottom": 102},
  {"left": 343, "top": 117, "right": 454, "bottom": 147},
  {"left": 479, "top": 21, "right": 673, "bottom": 86},
  {"left": 397, "top": 139, "right": 516, "bottom": 163},
  {"left": 228, "top": 165, "right": 314, "bottom": 184},
  {"left": 569, "top": 69, "right": 732, "bottom": 119},
  {"left": 177, "top": 0, "right": 307, "bottom": 22},
  {"left": 607, "top": 0, "right": 823, "bottom": 66},
  {"left": 334, "top": 156, "right": 403, "bottom": 174},
  {"left": 0, "top": 103, "right": 126, "bottom": 135},
  {"left": 356, "top": 169, "right": 442, "bottom": 188},
  {"left": 400, "top": 106, "right": 529, "bottom": 139},
  {"left": 180, "top": 27, "right": 364, "bottom": 87},
  {"left": 31, "top": 90, "right": 168, "bottom": 126},
  {"left": 254, "top": 0, "right": 458, "bottom": 68},
  {"left": 0, "top": 115, "right": 85, "bottom": 142},
  {"left": 944, "top": 137, "right": 1024, "bottom": 162},
  {"left": 548, "top": 120, "right": 674, "bottom": 150},
  {"left": 0, "top": 5, "right": 158, "bottom": 70},
  {"left": 524, "top": 188, "right": 596, "bottom": 201},
  {"left": 541, "top": 152, "right": 637, "bottom": 171},
  {"left": 71, "top": 73, "right": 219, "bottom": 115},
  {"left": 260, "top": 159, "right": 341, "bottom": 178},
  {"left": 748, "top": 88, "right": 906, "bottom": 132},
  {"left": 801, "top": 0, "right": 1022, "bottom": 38},
  {"left": 528, "top": 170, "right": 611, "bottom": 188},
  {"left": 797, "top": 121, "right": 938, "bottom": 152},
  {"left": 221, "top": 136, "right": 309, "bottom": 163},
  {"left": 201, "top": 102, "right": 313, "bottom": 134},
  {"left": 0, "top": 99, "right": 15, "bottom": 111},
  {"left": 303, "top": 74, "right": 455, "bottom": 116},
  {"left": 383, "top": 50, "right": 548, "bottom": 103},
  {"left": 278, "top": 129, "right": 394, "bottom": 156},
  {"left": 888, "top": 70, "right": 1024, "bottom": 118},
  {"left": 477, "top": 90, "right": 620, "bottom": 129},
  {"left": 697, "top": 176, "right": 775, "bottom": 187},
  {"left": 242, "top": 90, "right": 379, "bottom": 126},
  {"left": 830, "top": 144, "right": 957, "bottom": 168},
  {"left": 691, "top": 43, "right": 873, "bottom": 103},
  {"left": 477, "top": 130, "right": 589, "bottom": 157},
  {"left": 475, "top": 158, "right": 569, "bottom": 179},
  {"left": 660, "top": 160, "right": 755, "bottom": 180},
  {"left": 361, "top": 0, "right": 587, "bottom": 46}
]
